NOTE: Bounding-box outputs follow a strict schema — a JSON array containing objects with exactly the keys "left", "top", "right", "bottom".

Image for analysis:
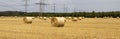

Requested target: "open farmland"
[{"left": 0, "top": 17, "right": 120, "bottom": 39}]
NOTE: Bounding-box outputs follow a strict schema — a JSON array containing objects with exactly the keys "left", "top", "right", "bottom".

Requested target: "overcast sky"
[{"left": 0, "top": 0, "right": 120, "bottom": 12}]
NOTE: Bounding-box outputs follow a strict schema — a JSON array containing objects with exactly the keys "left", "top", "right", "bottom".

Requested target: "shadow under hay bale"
[{"left": 51, "top": 17, "right": 66, "bottom": 27}]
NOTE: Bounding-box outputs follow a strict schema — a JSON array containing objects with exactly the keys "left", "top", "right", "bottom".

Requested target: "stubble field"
[{"left": 0, "top": 17, "right": 120, "bottom": 39}]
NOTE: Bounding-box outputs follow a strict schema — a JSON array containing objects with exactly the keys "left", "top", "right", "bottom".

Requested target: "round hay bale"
[
  {"left": 51, "top": 17, "right": 66, "bottom": 27},
  {"left": 67, "top": 17, "right": 72, "bottom": 20},
  {"left": 68, "top": 17, "right": 72, "bottom": 19},
  {"left": 65, "top": 17, "right": 68, "bottom": 19},
  {"left": 78, "top": 17, "right": 82, "bottom": 20},
  {"left": 14, "top": 16, "right": 18, "bottom": 18},
  {"left": 39, "top": 17, "right": 43, "bottom": 19},
  {"left": 64, "top": 17, "right": 70, "bottom": 22},
  {"left": 72, "top": 17, "right": 78, "bottom": 21},
  {"left": 23, "top": 17, "right": 34, "bottom": 24},
  {"left": 65, "top": 17, "right": 72, "bottom": 20},
  {"left": 48, "top": 17, "right": 52, "bottom": 19},
  {"left": 116, "top": 17, "right": 119, "bottom": 19},
  {"left": 43, "top": 17, "right": 47, "bottom": 20},
  {"left": 0, "top": 16, "right": 4, "bottom": 18},
  {"left": 82, "top": 17, "right": 85, "bottom": 19},
  {"left": 103, "top": 16, "right": 108, "bottom": 19},
  {"left": 32, "top": 17, "right": 35, "bottom": 19},
  {"left": 109, "top": 16, "right": 113, "bottom": 18},
  {"left": 36, "top": 16, "right": 40, "bottom": 18},
  {"left": 94, "top": 17, "right": 98, "bottom": 18}
]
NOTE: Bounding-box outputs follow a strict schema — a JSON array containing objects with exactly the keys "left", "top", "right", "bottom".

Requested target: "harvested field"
[{"left": 0, "top": 17, "right": 120, "bottom": 39}]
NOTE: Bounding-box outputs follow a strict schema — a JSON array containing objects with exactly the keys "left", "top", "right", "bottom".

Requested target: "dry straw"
[
  {"left": 51, "top": 17, "right": 66, "bottom": 27},
  {"left": 23, "top": 17, "right": 35, "bottom": 24}
]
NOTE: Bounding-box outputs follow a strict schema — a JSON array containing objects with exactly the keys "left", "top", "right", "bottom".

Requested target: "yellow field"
[{"left": 0, "top": 17, "right": 120, "bottom": 39}]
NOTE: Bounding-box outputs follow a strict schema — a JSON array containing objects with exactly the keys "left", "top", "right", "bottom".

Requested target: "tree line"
[{"left": 0, "top": 11, "right": 120, "bottom": 18}]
